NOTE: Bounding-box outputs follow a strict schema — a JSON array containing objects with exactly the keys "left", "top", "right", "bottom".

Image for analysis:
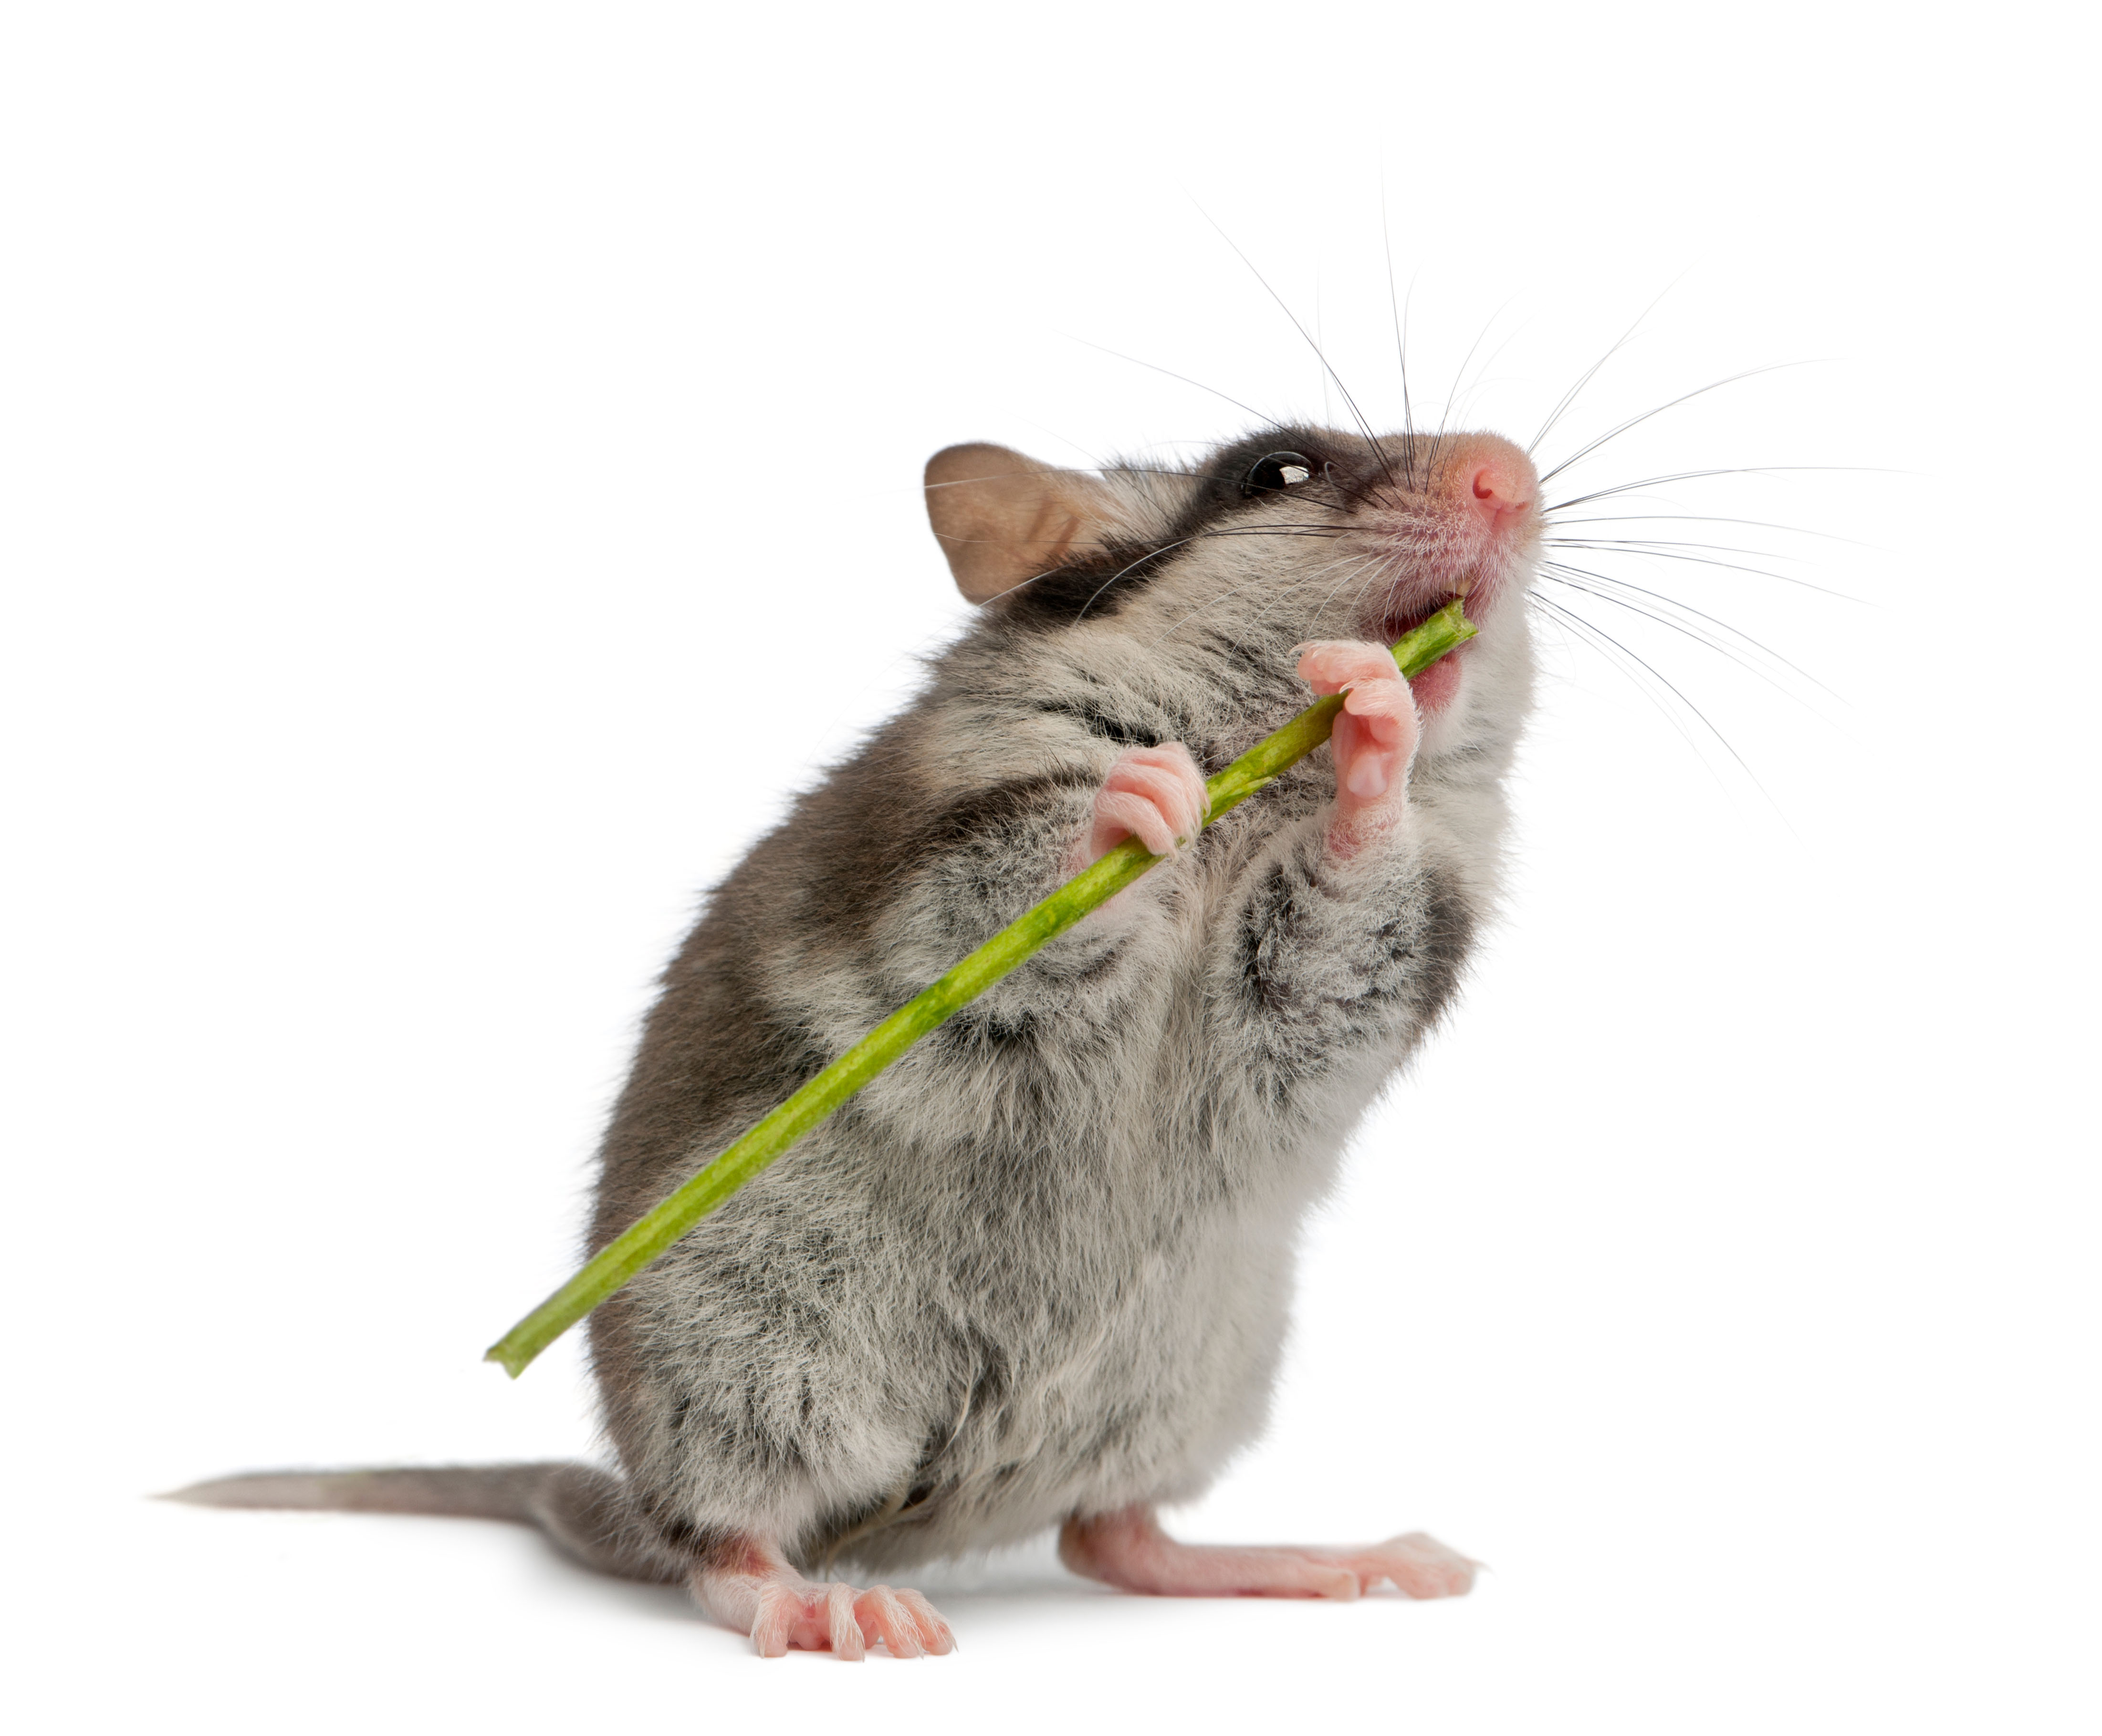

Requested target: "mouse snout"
[
  {"left": 1450, "top": 434, "right": 1537, "bottom": 531},
  {"left": 1353, "top": 427, "right": 1542, "bottom": 632}
]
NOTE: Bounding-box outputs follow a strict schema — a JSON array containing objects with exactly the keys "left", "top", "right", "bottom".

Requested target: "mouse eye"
[{"left": 1241, "top": 451, "right": 1315, "bottom": 498}]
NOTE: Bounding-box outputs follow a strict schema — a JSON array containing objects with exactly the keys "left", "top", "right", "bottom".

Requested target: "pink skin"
[
  {"left": 1082, "top": 643, "right": 1428, "bottom": 872},
  {"left": 1060, "top": 1506, "right": 1479, "bottom": 1601},
  {"left": 1082, "top": 742, "right": 1211, "bottom": 863},
  {"left": 1296, "top": 639, "right": 1421, "bottom": 855},
  {"left": 691, "top": 1537, "right": 957, "bottom": 1660},
  {"left": 1401, "top": 438, "right": 1532, "bottom": 706},
  {"left": 1466, "top": 445, "right": 1534, "bottom": 535},
  {"left": 1363, "top": 433, "right": 1536, "bottom": 694}
]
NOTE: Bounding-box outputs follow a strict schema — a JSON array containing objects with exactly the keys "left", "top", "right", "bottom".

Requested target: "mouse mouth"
[
  {"left": 1376, "top": 578, "right": 1485, "bottom": 648},
  {"left": 1377, "top": 596, "right": 1459, "bottom": 645},
  {"left": 1373, "top": 582, "right": 1484, "bottom": 715}
]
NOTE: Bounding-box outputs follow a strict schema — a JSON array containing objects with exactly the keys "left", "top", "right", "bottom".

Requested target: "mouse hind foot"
[
  {"left": 692, "top": 1536, "right": 956, "bottom": 1660},
  {"left": 1059, "top": 1506, "right": 1477, "bottom": 1601}
]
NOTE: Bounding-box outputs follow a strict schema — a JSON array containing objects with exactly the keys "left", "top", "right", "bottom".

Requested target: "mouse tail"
[{"left": 163, "top": 1462, "right": 690, "bottom": 1585}]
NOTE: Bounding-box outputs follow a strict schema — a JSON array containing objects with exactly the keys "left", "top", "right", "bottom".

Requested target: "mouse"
[{"left": 174, "top": 417, "right": 1542, "bottom": 1658}]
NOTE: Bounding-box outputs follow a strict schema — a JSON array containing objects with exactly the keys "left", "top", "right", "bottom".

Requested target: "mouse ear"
[{"left": 925, "top": 444, "right": 1119, "bottom": 604}]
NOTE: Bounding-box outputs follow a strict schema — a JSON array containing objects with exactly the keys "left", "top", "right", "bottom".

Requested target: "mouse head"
[{"left": 924, "top": 428, "right": 1541, "bottom": 729}]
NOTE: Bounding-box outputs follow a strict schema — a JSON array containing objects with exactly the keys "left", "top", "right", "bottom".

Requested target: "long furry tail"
[{"left": 164, "top": 1462, "right": 689, "bottom": 1586}]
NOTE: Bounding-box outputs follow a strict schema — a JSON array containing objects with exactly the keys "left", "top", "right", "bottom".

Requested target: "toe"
[
  {"left": 1091, "top": 788, "right": 1179, "bottom": 857},
  {"left": 1105, "top": 760, "right": 1201, "bottom": 827},
  {"left": 1332, "top": 711, "right": 1410, "bottom": 805},
  {"left": 825, "top": 1582, "right": 866, "bottom": 1659},
  {"left": 1119, "top": 743, "right": 1203, "bottom": 784},
  {"left": 896, "top": 1588, "right": 956, "bottom": 1654},
  {"left": 1305, "top": 1560, "right": 1363, "bottom": 1600},
  {"left": 1298, "top": 640, "right": 1402, "bottom": 695},
  {"left": 858, "top": 1586, "right": 926, "bottom": 1658},
  {"left": 1100, "top": 746, "right": 1208, "bottom": 848},
  {"left": 748, "top": 1584, "right": 797, "bottom": 1658},
  {"left": 1373, "top": 1532, "right": 1479, "bottom": 1599},
  {"left": 1340, "top": 676, "right": 1415, "bottom": 723}
]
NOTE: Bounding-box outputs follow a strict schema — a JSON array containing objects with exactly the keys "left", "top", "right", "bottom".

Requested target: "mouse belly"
[
  {"left": 595, "top": 1117, "right": 1338, "bottom": 1578},
  {"left": 831, "top": 1204, "right": 1307, "bottom": 1573}
]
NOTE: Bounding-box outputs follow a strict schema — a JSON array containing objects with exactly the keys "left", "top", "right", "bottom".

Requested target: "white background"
[{"left": 4, "top": 3, "right": 2096, "bottom": 1731}]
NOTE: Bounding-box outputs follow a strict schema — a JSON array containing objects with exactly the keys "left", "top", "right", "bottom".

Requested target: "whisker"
[
  {"left": 1534, "top": 363, "right": 1810, "bottom": 489},
  {"left": 1073, "top": 517, "right": 1384, "bottom": 621},
  {"left": 1548, "top": 512, "right": 1866, "bottom": 546},
  {"left": 1142, "top": 546, "right": 1376, "bottom": 656},
  {"left": 1197, "top": 206, "right": 1399, "bottom": 488},
  {"left": 1069, "top": 537, "right": 1206, "bottom": 620},
  {"left": 1527, "top": 595, "right": 1735, "bottom": 798},
  {"left": 1444, "top": 353, "right": 1529, "bottom": 433},
  {"left": 1335, "top": 558, "right": 1405, "bottom": 639},
  {"left": 1243, "top": 545, "right": 1380, "bottom": 644},
  {"left": 1317, "top": 266, "right": 1330, "bottom": 428},
  {"left": 1546, "top": 466, "right": 1881, "bottom": 514},
  {"left": 1550, "top": 534, "right": 1805, "bottom": 561},
  {"left": 1054, "top": 332, "right": 1272, "bottom": 424},
  {"left": 972, "top": 563, "right": 1083, "bottom": 606},
  {"left": 1229, "top": 539, "right": 1385, "bottom": 649},
  {"left": 1528, "top": 591, "right": 1788, "bottom": 825},
  {"left": 1309, "top": 550, "right": 1391, "bottom": 626},
  {"left": 1195, "top": 531, "right": 1348, "bottom": 543},
  {"left": 1379, "top": 186, "right": 1418, "bottom": 483},
  {"left": 1538, "top": 562, "right": 1845, "bottom": 707},
  {"left": 1206, "top": 516, "right": 1353, "bottom": 530},
  {"left": 1142, "top": 586, "right": 1270, "bottom": 654},
  {"left": 1442, "top": 295, "right": 1522, "bottom": 443},
  {"left": 1527, "top": 280, "right": 1680, "bottom": 456},
  {"left": 1543, "top": 539, "right": 1865, "bottom": 602},
  {"left": 1102, "top": 464, "right": 1356, "bottom": 516}
]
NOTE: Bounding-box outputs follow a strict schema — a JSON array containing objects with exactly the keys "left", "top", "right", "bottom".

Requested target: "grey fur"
[
  {"left": 180, "top": 423, "right": 1539, "bottom": 1593},
  {"left": 586, "top": 425, "right": 1538, "bottom": 1575}
]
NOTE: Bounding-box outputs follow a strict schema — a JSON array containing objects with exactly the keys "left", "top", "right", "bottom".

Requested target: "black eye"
[{"left": 1241, "top": 451, "right": 1315, "bottom": 499}]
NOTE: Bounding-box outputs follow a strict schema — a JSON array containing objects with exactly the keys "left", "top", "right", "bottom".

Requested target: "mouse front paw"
[
  {"left": 1297, "top": 640, "right": 1420, "bottom": 847},
  {"left": 1082, "top": 742, "right": 1210, "bottom": 865}
]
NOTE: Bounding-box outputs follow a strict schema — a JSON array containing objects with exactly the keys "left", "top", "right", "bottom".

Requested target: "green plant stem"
[{"left": 486, "top": 599, "right": 1478, "bottom": 1377}]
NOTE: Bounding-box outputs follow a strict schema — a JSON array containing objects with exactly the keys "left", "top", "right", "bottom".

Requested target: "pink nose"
[{"left": 1468, "top": 453, "right": 1535, "bottom": 525}]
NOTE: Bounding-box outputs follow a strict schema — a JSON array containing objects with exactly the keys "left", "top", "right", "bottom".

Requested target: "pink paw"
[
  {"left": 1060, "top": 1508, "right": 1479, "bottom": 1603},
  {"left": 1315, "top": 1530, "right": 1480, "bottom": 1600},
  {"left": 1084, "top": 743, "right": 1210, "bottom": 864},
  {"left": 693, "top": 1544, "right": 956, "bottom": 1660},
  {"left": 1297, "top": 640, "right": 1420, "bottom": 835}
]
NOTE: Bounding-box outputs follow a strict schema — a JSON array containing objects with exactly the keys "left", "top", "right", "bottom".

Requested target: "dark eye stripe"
[{"left": 1241, "top": 451, "right": 1314, "bottom": 498}]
